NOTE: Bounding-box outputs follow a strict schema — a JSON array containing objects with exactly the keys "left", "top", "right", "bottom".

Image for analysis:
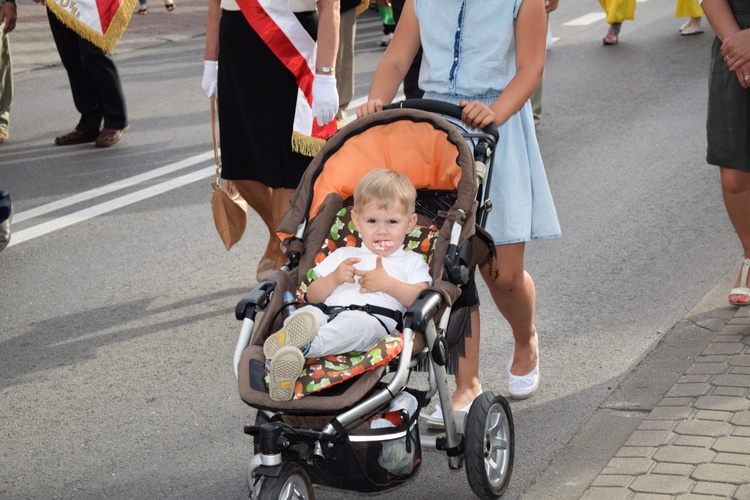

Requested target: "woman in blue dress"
[{"left": 358, "top": 0, "right": 560, "bottom": 423}]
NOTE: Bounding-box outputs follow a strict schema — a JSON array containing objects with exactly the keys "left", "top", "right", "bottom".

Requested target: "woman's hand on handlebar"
[
  {"left": 460, "top": 99, "right": 496, "bottom": 130},
  {"left": 356, "top": 99, "right": 384, "bottom": 119}
]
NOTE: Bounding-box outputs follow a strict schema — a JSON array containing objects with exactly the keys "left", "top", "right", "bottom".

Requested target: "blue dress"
[{"left": 414, "top": 0, "right": 561, "bottom": 245}]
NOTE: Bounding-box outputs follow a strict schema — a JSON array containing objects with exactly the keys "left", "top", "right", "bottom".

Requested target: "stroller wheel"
[
  {"left": 464, "top": 392, "right": 514, "bottom": 499},
  {"left": 251, "top": 462, "right": 315, "bottom": 500}
]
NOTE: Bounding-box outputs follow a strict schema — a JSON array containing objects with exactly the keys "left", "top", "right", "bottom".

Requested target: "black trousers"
[{"left": 47, "top": 9, "right": 128, "bottom": 134}]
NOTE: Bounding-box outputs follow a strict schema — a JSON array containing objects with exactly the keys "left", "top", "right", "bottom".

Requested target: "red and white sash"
[
  {"left": 47, "top": 0, "right": 137, "bottom": 53},
  {"left": 235, "top": 0, "right": 337, "bottom": 156}
]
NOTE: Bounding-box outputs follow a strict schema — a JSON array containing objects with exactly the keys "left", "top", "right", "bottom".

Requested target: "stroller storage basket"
[{"left": 302, "top": 412, "right": 421, "bottom": 493}]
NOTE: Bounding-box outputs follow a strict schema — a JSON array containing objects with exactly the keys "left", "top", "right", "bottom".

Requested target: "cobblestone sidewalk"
[{"left": 583, "top": 307, "right": 750, "bottom": 499}]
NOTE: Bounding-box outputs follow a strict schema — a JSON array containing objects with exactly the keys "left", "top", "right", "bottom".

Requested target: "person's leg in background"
[
  {"left": 0, "top": 189, "right": 12, "bottom": 252},
  {"left": 78, "top": 36, "right": 128, "bottom": 133},
  {"left": 675, "top": 0, "right": 704, "bottom": 35},
  {"left": 233, "top": 180, "right": 284, "bottom": 279},
  {"left": 335, "top": 4, "right": 357, "bottom": 127},
  {"left": 391, "top": 0, "right": 423, "bottom": 99},
  {"left": 0, "top": 26, "right": 12, "bottom": 143},
  {"left": 377, "top": 0, "right": 395, "bottom": 47},
  {"left": 600, "top": 0, "right": 635, "bottom": 45},
  {"left": 530, "top": 12, "right": 549, "bottom": 126},
  {"left": 531, "top": 0, "right": 559, "bottom": 126},
  {"left": 47, "top": 9, "right": 104, "bottom": 137}
]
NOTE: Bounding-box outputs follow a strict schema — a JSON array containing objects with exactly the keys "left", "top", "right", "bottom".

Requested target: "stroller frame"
[{"left": 232, "top": 101, "right": 515, "bottom": 500}]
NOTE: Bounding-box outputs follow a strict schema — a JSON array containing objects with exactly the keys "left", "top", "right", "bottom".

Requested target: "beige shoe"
[
  {"left": 262, "top": 311, "right": 319, "bottom": 359},
  {"left": 0, "top": 129, "right": 8, "bottom": 144},
  {"left": 268, "top": 346, "right": 305, "bottom": 401}
]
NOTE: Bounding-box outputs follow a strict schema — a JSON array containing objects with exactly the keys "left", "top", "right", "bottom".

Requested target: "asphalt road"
[{"left": 0, "top": 1, "right": 743, "bottom": 499}]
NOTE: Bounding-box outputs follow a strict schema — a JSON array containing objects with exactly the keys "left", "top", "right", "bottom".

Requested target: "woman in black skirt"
[
  {"left": 703, "top": 0, "right": 750, "bottom": 307},
  {"left": 203, "top": 0, "right": 339, "bottom": 280}
]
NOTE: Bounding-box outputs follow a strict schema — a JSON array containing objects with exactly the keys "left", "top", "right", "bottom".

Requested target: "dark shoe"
[
  {"left": 164, "top": 2, "right": 174, "bottom": 10},
  {"left": 0, "top": 203, "right": 12, "bottom": 253},
  {"left": 95, "top": 126, "right": 128, "bottom": 148},
  {"left": 55, "top": 129, "right": 99, "bottom": 145},
  {"left": 137, "top": 7, "right": 148, "bottom": 14}
]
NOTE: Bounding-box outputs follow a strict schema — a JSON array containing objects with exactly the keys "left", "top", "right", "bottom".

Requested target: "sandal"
[
  {"left": 602, "top": 27, "right": 619, "bottom": 46},
  {"left": 137, "top": 7, "right": 148, "bottom": 14},
  {"left": 729, "top": 258, "right": 750, "bottom": 306},
  {"left": 165, "top": 2, "right": 174, "bottom": 11}
]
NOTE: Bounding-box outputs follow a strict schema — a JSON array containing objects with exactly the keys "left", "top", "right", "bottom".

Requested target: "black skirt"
[
  {"left": 706, "top": 1, "right": 750, "bottom": 171},
  {"left": 218, "top": 10, "right": 318, "bottom": 187}
]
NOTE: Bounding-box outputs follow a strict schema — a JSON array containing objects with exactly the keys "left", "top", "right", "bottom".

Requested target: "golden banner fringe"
[
  {"left": 291, "top": 131, "right": 325, "bottom": 157},
  {"left": 47, "top": 0, "right": 139, "bottom": 54}
]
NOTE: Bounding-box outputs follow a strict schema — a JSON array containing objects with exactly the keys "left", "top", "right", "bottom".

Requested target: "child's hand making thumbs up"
[{"left": 356, "top": 256, "right": 392, "bottom": 294}]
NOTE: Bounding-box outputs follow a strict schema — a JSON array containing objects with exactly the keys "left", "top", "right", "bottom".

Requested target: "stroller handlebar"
[{"left": 383, "top": 99, "right": 499, "bottom": 142}]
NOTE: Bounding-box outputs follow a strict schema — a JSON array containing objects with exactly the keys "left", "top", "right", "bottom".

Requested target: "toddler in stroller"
[
  {"left": 232, "top": 101, "right": 515, "bottom": 499},
  {"left": 264, "top": 169, "right": 432, "bottom": 401}
]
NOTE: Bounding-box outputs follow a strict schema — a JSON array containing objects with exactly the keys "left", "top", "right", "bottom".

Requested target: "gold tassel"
[
  {"left": 47, "top": 0, "right": 139, "bottom": 54},
  {"left": 291, "top": 131, "right": 325, "bottom": 157}
]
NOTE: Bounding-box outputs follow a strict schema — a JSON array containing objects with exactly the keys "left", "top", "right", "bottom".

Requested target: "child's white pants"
[{"left": 287, "top": 305, "right": 391, "bottom": 358}]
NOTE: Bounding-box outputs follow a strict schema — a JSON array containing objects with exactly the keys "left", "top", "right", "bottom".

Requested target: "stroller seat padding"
[
  {"left": 264, "top": 334, "right": 404, "bottom": 400},
  {"left": 239, "top": 344, "right": 391, "bottom": 412}
]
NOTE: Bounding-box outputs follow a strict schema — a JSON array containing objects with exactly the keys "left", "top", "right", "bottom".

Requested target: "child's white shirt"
[{"left": 313, "top": 246, "right": 432, "bottom": 312}]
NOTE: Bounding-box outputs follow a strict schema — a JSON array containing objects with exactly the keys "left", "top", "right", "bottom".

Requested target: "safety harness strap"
[{"left": 311, "top": 303, "right": 404, "bottom": 333}]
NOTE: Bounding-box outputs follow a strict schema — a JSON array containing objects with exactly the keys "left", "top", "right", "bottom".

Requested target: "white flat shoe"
[
  {"left": 419, "top": 386, "right": 481, "bottom": 430},
  {"left": 507, "top": 332, "right": 540, "bottom": 400},
  {"left": 681, "top": 25, "right": 704, "bottom": 35}
]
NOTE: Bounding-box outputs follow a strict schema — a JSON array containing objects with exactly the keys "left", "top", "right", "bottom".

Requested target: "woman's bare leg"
[
  {"left": 452, "top": 242, "right": 537, "bottom": 406},
  {"left": 479, "top": 242, "right": 538, "bottom": 377},
  {"left": 233, "top": 180, "right": 284, "bottom": 264},
  {"left": 721, "top": 168, "right": 750, "bottom": 300},
  {"left": 270, "top": 187, "right": 295, "bottom": 268},
  {"left": 452, "top": 308, "right": 482, "bottom": 409}
]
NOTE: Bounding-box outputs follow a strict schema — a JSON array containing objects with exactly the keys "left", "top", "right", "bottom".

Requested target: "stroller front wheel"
[
  {"left": 251, "top": 462, "right": 315, "bottom": 500},
  {"left": 464, "top": 392, "right": 514, "bottom": 499}
]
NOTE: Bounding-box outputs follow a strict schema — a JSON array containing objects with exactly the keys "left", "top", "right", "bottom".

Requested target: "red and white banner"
[
  {"left": 47, "top": 0, "right": 137, "bottom": 53},
  {"left": 235, "top": 0, "right": 337, "bottom": 156}
]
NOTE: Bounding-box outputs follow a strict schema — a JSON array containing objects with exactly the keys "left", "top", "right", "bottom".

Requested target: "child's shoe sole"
[
  {"left": 269, "top": 346, "right": 305, "bottom": 401},
  {"left": 263, "top": 311, "right": 319, "bottom": 359}
]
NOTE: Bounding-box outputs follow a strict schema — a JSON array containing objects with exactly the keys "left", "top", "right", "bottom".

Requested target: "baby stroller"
[{"left": 232, "top": 100, "right": 514, "bottom": 500}]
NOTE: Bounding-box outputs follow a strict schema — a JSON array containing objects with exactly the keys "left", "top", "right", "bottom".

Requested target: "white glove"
[
  {"left": 201, "top": 60, "right": 218, "bottom": 98},
  {"left": 312, "top": 74, "right": 338, "bottom": 126}
]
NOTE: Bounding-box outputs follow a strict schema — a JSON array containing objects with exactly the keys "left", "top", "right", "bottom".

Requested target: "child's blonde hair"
[{"left": 353, "top": 169, "right": 417, "bottom": 215}]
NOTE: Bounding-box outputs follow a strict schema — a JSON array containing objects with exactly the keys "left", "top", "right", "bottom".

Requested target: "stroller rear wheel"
[
  {"left": 251, "top": 462, "right": 315, "bottom": 500},
  {"left": 464, "top": 392, "right": 514, "bottom": 499}
]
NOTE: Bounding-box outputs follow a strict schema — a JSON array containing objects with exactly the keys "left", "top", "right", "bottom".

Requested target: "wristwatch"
[{"left": 315, "top": 66, "right": 335, "bottom": 75}]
